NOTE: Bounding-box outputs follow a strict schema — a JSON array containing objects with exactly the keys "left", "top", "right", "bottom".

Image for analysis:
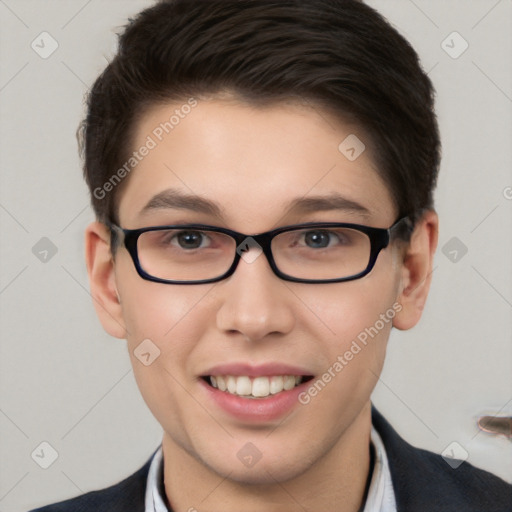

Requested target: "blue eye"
[
  {"left": 303, "top": 230, "right": 333, "bottom": 248},
  {"left": 300, "top": 229, "right": 349, "bottom": 249}
]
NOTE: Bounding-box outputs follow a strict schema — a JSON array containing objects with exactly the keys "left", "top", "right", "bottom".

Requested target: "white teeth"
[
  {"left": 283, "top": 375, "right": 296, "bottom": 390},
  {"left": 252, "top": 377, "right": 270, "bottom": 397},
  {"left": 235, "top": 375, "right": 252, "bottom": 396},
  {"left": 269, "top": 376, "right": 283, "bottom": 394},
  {"left": 226, "top": 375, "right": 237, "bottom": 394},
  {"left": 216, "top": 375, "right": 227, "bottom": 391},
  {"left": 208, "top": 375, "right": 304, "bottom": 398}
]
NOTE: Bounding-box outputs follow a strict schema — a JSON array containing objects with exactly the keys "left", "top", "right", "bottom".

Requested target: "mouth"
[{"left": 201, "top": 374, "right": 314, "bottom": 399}]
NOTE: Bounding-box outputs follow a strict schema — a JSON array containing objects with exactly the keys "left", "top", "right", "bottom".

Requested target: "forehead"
[{"left": 117, "top": 96, "right": 396, "bottom": 229}]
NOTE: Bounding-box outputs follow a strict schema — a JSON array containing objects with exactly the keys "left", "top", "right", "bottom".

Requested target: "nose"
[{"left": 215, "top": 247, "right": 295, "bottom": 342}]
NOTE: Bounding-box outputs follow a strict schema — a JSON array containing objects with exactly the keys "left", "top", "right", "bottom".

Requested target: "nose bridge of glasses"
[{"left": 232, "top": 230, "right": 278, "bottom": 269}]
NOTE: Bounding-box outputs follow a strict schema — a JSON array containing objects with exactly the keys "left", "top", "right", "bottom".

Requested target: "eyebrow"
[
  {"left": 140, "top": 189, "right": 224, "bottom": 218},
  {"left": 139, "top": 189, "right": 371, "bottom": 219},
  {"left": 284, "top": 194, "right": 371, "bottom": 218}
]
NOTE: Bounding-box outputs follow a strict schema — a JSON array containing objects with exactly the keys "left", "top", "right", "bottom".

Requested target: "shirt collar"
[
  {"left": 145, "top": 425, "right": 396, "bottom": 512},
  {"left": 144, "top": 446, "right": 168, "bottom": 512},
  {"left": 363, "top": 425, "right": 397, "bottom": 512}
]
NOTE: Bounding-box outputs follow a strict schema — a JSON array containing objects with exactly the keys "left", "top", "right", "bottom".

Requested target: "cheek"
[
  {"left": 302, "top": 257, "right": 402, "bottom": 395},
  {"left": 307, "top": 272, "right": 400, "bottom": 347},
  {"left": 115, "top": 258, "right": 217, "bottom": 436},
  {"left": 295, "top": 280, "right": 398, "bottom": 427},
  {"left": 116, "top": 254, "right": 212, "bottom": 344},
  {"left": 114, "top": 256, "right": 215, "bottom": 403}
]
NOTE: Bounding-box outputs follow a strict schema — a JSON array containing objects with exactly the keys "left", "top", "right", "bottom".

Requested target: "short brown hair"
[{"left": 79, "top": 0, "right": 440, "bottom": 228}]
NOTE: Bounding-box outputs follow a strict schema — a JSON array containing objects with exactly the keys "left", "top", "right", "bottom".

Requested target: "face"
[{"left": 87, "top": 95, "right": 435, "bottom": 485}]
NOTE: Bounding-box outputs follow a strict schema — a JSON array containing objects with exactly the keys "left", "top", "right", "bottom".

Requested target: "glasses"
[{"left": 108, "top": 217, "right": 412, "bottom": 285}]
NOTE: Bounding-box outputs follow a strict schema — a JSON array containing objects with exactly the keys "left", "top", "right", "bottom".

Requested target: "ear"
[
  {"left": 393, "top": 210, "right": 439, "bottom": 330},
  {"left": 85, "top": 222, "right": 127, "bottom": 339}
]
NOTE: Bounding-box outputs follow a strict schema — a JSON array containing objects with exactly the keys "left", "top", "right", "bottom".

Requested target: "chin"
[{"left": 202, "top": 450, "right": 313, "bottom": 486}]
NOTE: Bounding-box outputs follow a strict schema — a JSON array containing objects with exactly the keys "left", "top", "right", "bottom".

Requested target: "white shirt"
[{"left": 145, "top": 426, "right": 397, "bottom": 512}]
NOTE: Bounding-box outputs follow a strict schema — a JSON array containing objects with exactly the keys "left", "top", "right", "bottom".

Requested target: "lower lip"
[{"left": 199, "top": 378, "right": 310, "bottom": 423}]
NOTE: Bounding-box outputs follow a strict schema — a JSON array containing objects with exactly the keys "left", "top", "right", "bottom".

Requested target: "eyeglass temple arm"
[{"left": 390, "top": 216, "right": 414, "bottom": 240}]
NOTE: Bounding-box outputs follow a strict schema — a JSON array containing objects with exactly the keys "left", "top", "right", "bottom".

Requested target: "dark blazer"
[{"left": 29, "top": 407, "right": 512, "bottom": 511}]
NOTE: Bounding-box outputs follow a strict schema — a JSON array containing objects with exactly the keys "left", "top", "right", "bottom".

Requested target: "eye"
[
  {"left": 302, "top": 230, "right": 338, "bottom": 248},
  {"left": 172, "top": 230, "right": 209, "bottom": 249}
]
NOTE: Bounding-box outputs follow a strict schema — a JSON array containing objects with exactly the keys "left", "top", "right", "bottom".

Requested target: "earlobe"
[
  {"left": 85, "top": 222, "right": 127, "bottom": 339},
  {"left": 393, "top": 210, "right": 439, "bottom": 331}
]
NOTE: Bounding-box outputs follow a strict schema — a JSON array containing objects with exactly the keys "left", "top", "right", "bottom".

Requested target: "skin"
[{"left": 85, "top": 95, "right": 438, "bottom": 512}]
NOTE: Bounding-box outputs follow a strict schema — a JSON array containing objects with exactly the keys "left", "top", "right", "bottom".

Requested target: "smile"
[{"left": 205, "top": 375, "right": 312, "bottom": 398}]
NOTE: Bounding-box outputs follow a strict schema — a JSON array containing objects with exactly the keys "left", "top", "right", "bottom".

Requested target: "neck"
[{"left": 162, "top": 403, "right": 373, "bottom": 512}]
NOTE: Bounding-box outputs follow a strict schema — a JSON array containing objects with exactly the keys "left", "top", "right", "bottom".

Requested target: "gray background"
[{"left": 0, "top": 1, "right": 511, "bottom": 510}]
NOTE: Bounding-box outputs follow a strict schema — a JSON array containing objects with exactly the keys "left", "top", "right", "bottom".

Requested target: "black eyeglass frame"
[{"left": 108, "top": 216, "right": 413, "bottom": 285}]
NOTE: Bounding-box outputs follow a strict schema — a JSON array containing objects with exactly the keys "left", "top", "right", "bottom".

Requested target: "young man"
[{"left": 31, "top": 0, "right": 511, "bottom": 511}]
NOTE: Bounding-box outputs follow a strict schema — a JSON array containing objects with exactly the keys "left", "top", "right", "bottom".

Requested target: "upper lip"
[{"left": 202, "top": 362, "right": 314, "bottom": 378}]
